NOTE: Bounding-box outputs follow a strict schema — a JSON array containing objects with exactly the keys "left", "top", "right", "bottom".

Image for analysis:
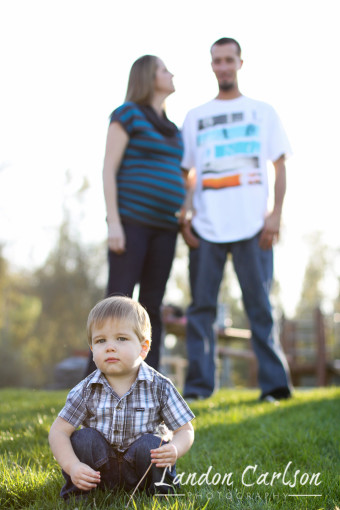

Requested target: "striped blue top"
[{"left": 110, "top": 102, "right": 185, "bottom": 230}]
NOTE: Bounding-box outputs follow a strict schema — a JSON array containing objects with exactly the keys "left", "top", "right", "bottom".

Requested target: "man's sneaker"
[
  {"left": 259, "top": 387, "right": 292, "bottom": 403},
  {"left": 261, "top": 394, "right": 280, "bottom": 404}
]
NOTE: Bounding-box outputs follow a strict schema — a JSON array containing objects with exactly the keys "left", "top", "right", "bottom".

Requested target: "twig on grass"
[{"left": 126, "top": 422, "right": 171, "bottom": 509}]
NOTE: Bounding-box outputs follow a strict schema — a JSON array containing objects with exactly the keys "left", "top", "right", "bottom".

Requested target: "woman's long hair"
[{"left": 125, "top": 55, "right": 158, "bottom": 105}]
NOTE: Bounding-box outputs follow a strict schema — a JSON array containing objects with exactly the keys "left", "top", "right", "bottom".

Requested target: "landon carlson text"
[{"left": 156, "top": 461, "right": 322, "bottom": 489}]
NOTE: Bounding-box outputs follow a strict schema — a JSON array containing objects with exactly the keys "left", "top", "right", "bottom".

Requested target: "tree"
[
  {"left": 27, "top": 217, "right": 105, "bottom": 386},
  {"left": 0, "top": 216, "right": 106, "bottom": 387},
  {"left": 0, "top": 170, "right": 109, "bottom": 387},
  {"left": 0, "top": 246, "right": 40, "bottom": 386},
  {"left": 295, "top": 232, "right": 329, "bottom": 318}
]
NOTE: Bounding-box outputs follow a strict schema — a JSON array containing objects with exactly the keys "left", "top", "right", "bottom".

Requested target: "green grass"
[{"left": 1, "top": 387, "right": 339, "bottom": 509}]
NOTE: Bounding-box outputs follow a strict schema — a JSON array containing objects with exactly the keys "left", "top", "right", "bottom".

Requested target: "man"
[{"left": 180, "top": 37, "right": 292, "bottom": 402}]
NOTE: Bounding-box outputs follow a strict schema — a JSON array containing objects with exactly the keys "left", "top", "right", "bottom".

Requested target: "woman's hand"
[
  {"left": 150, "top": 443, "right": 178, "bottom": 468},
  {"left": 177, "top": 208, "right": 200, "bottom": 249},
  {"left": 180, "top": 218, "right": 200, "bottom": 249},
  {"left": 108, "top": 222, "right": 126, "bottom": 254}
]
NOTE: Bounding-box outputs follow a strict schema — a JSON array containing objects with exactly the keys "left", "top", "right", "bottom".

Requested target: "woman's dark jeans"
[
  {"left": 107, "top": 222, "right": 177, "bottom": 370},
  {"left": 84, "top": 222, "right": 177, "bottom": 376}
]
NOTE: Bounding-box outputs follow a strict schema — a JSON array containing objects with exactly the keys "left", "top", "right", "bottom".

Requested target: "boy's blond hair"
[{"left": 87, "top": 296, "right": 152, "bottom": 347}]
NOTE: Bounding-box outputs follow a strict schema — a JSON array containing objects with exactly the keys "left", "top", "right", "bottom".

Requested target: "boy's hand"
[
  {"left": 150, "top": 443, "right": 178, "bottom": 468},
  {"left": 70, "top": 461, "right": 101, "bottom": 490}
]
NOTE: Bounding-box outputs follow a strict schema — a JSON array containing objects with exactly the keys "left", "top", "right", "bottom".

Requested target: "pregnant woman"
[{"left": 91, "top": 54, "right": 185, "bottom": 373}]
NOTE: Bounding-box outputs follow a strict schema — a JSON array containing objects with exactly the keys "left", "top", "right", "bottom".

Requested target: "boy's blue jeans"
[{"left": 60, "top": 428, "right": 178, "bottom": 500}]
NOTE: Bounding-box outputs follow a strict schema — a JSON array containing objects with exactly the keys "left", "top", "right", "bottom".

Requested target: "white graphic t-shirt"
[{"left": 181, "top": 96, "right": 292, "bottom": 243}]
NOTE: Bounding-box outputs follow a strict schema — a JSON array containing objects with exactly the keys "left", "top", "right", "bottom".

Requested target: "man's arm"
[
  {"left": 259, "top": 155, "right": 286, "bottom": 250},
  {"left": 49, "top": 417, "right": 101, "bottom": 490},
  {"left": 150, "top": 421, "right": 195, "bottom": 467}
]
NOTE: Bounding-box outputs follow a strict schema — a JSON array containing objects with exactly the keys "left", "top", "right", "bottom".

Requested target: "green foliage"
[
  {"left": 295, "top": 232, "right": 330, "bottom": 317},
  {"left": 0, "top": 388, "right": 339, "bottom": 509},
  {"left": 27, "top": 218, "right": 104, "bottom": 386},
  {"left": 164, "top": 237, "right": 191, "bottom": 307},
  {"left": 0, "top": 247, "right": 40, "bottom": 386},
  {"left": 0, "top": 217, "right": 105, "bottom": 388}
]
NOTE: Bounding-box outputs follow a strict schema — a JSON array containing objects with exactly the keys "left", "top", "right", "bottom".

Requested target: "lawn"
[{"left": 0, "top": 387, "right": 339, "bottom": 509}]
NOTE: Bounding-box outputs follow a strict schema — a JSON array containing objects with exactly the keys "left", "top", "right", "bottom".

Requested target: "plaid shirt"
[{"left": 59, "top": 362, "right": 195, "bottom": 452}]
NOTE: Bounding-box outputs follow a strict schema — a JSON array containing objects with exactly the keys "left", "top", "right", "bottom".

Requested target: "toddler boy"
[{"left": 49, "top": 296, "right": 195, "bottom": 501}]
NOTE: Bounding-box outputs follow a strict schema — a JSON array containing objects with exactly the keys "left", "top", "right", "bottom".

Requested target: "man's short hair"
[
  {"left": 87, "top": 296, "right": 152, "bottom": 346},
  {"left": 211, "top": 37, "right": 242, "bottom": 56}
]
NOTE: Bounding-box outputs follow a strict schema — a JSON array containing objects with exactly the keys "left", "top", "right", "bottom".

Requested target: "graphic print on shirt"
[{"left": 197, "top": 110, "right": 262, "bottom": 191}]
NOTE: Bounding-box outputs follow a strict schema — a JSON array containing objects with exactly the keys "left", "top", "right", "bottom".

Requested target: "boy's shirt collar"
[
  {"left": 85, "top": 361, "right": 155, "bottom": 390},
  {"left": 137, "top": 361, "right": 155, "bottom": 382},
  {"left": 85, "top": 369, "right": 105, "bottom": 388}
]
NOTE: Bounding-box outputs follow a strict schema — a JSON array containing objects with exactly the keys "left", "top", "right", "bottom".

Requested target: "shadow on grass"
[
  {"left": 179, "top": 396, "right": 340, "bottom": 510},
  {"left": 1, "top": 389, "right": 339, "bottom": 509},
  {"left": 190, "top": 389, "right": 340, "bottom": 414},
  {"left": 189, "top": 394, "right": 340, "bottom": 459},
  {"left": 1, "top": 477, "right": 180, "bottom": 510},
  {"left": 1, "top": 398, "right": 65, "bottom": 425}
]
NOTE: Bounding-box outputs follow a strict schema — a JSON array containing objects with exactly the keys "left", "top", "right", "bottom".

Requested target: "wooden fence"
[{"left": 161, "top": 307, "right": 340, "bottom": 390}]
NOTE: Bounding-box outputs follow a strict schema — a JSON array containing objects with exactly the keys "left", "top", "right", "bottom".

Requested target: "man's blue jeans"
[
  {"left": 60, "top": 429, "right": 178, "bottom": 500},
  {"left": 183, "top": 231, "right": 292, "bottom": 398}
]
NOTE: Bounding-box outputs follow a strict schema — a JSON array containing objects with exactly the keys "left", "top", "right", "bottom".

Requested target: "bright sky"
[{"left": 1, "top": 0, "right": 339, "bottom": 316}]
